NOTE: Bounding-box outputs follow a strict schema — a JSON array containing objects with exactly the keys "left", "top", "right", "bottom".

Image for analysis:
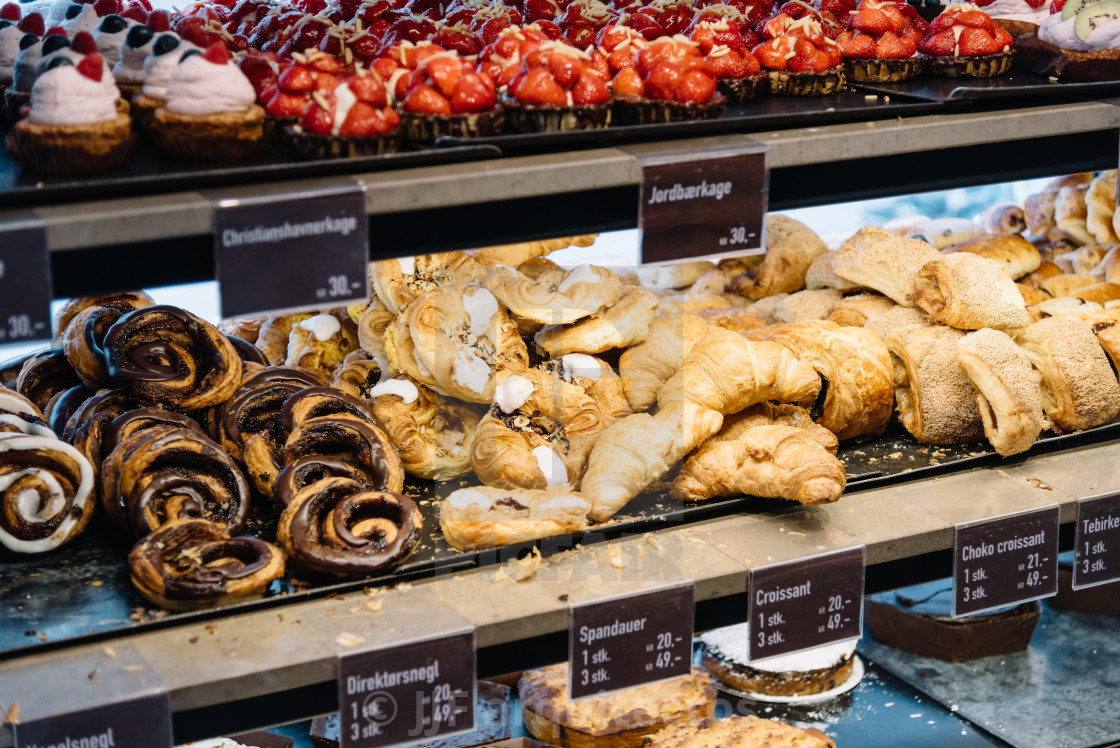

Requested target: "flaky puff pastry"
[
  {"left": 384, "top": 308, "right": 444, "bottom": 392},
  {"left": 886, "top": 325, "right": 984, "bottom": 445},
  {"left": 806, "top": 252, "right": 866, "bottom": 292},
  {"left": 826, "top": 294, "right": 896, "bottom": 327},
  {"left": 833, "top": 226, "right": 941, "bottom": 306},
  {"left": 762, "top": 321, "right": 894, "bottom": 441},
  {"left": 1092, "top": 246, "right": 1120, "bottom": 284},
  {"left": 909, "top": 253, "right": 1030, "bottom": 331},
  {"left": 731, "top": 215, "right": 828, "bottom": 299},
  {"left": 1087, "top": 171, "right": 1118, "bottom": 245},
  {"left": 330, "top": 350, "right": 389, "bottom": 402},
  {"left": 286, "top": 311, "right": 361, "bottom": 377},
  {"left": 257, "top": 314, "right": 311, "bottom": 366},
  {"left": 944, "top": 234, "right": 1041, "bottom": 280},
  {"left": 638, "top": 261, "right": 717, "bottom": 291},
  {"left": 1015, "top": 316, "right": 1120, "bottom": 432},
  {"left": 654, "top": 293, "right": 731, "bottom": 316},
  {"left": 373, "top": 251, "right": 488, "bottom": 315},
  {"left": 1055, "top": 184, "right": 1094, "bottom": 246},
  {"left": 671, "top": 423, "right": 845, "bottom": 505},
  {"left": 439, "top": 484, "right": 589, "bottom": 551},
  {"left": 1021, "top": 261, "right": 1063, "bottom": 289},
  {"left": 471, "top": 368, "right": 606, "bottom": 490},
  {"left": 618, "top": 314, "right": 711, "bottom": 411},
  {"left": 369, "top": 375, "right": 481, "bottom": 481},
  {"left": 543, "top": 354, "right": 632, "bottom": 424},
  {"left": 1040, "top": 273, "right": 1098, "bottom": 298},
  {"left": 469, "top": 234, "right": 597, "bottom": 267},
  {"left": 483, "top": 264, "right": 621, "bottom": 325},
  {"left": 409, "top": 285, "right": 529, "bottom": 403},
  {"left": 723, "top": 403, "right": 838, "bottom": 453},
  {"left": 694, "top": 307, "right": 768, "bottom": 333},
  {"left": 957, "top": 329, "right": 1046, "bottom": 457},
  {"left": 216, "top": 316, "right": 265, "bottom": 344},
  {"left": 534, "top": 286, "right": 659, "bottom": 359},
  {"left": 357, "top": 296, "right": 394, "bottom": 361},
  {"left": 1018, "top": 284, "right": 1052, "bottom": 307}
]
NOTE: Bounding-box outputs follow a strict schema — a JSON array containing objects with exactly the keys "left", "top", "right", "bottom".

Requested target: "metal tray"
[{"left": 849, "top": 70, "right": 1120, "bottom": 102}]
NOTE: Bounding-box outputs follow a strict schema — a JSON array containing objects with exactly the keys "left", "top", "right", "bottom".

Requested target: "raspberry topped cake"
[
  {"left": 837, "top": 0, "right": 928, "bottom": 81},
  {"left": 753, "top": 13, "right": 846, "bottom": 94},
  {"left": 503, "top": 39, "right": 612, "bottom": 132},
  {"left": 918, "top": 2, "right": 1015, "bottom": 76}
]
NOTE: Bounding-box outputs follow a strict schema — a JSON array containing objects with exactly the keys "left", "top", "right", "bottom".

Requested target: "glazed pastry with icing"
[
  {"left": 730, "top": 215, "right": 828, "bottom": 299},
  {"left": 482, "top": 263, "right": 621, "bottom": 325},
  {"left": 285, "top": 311, "right": 360, "bottom": 377},
  {"left": 832, "top": 226, "right": 941, "bottom": 305},
  {"left": 533, "top": 285, "right": 659, "bottom": 358},
  {"left": 439, "top": 484, "right": 589, "bottom": 551},
  {"left": 957, "top": 328, "right": 1045, "bottom": 456},
  {"left": 372, "top": 251, "right": 487, "bottom": 315},
  {"left": 330, "top": 350, "right": 390, "bottom": 401},
  {"left": 255, "top": 313, "right": 310, "bottom": 365},
  {"left": 909, "top": 253, "right": 1030, "bottom": 330},
  {"left": 944, "top": 234, "right": 1041, "bottom": 279}
]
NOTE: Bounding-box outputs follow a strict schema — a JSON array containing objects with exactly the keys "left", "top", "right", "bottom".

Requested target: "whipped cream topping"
[
  {"left": 60, "top": 3, "right": 98, "bottom": 36},
  {"left": 452, "top": 349, "right": 490, "bottom": 394},
  {"left": 12, "top": 36, "right": 43, "bottom": 92},
  {"left": 297, "top": 313, "right": 341, "bottom": 342},
  {"left": 29, "top": 59, "right": 118, "bottom": 124},
  {"left": 0, "top": 23, "right": 23, "bottom": 83},
  {"left": 976, "top": 0, "right": 1049, "bottom": 23},
  {"left": 494, "top": 374, "right": 533, "bottom": 413},
  {"left": 370, "top": 377, "right": 419, "bottom": 404},
  {"left": 700, "top": 623, "right": 858, "bottom": 672},
  {"left": 1038, "top": 10, "right": 1120, "bottom": 50},
  {"left": 47, "top": 0, "right": 74, "bottom": 27},
  {"left": 93, "top": 15, "right": 130, "bottom": 67},
  {"left": 463, "top": 287, "right": 498, "bottom": 338},
  {"left": 447, "top": 487, "right": 494, "bottom": 510},
  {"left": 532, "top": 445, "right": 567, "bottom": 485},
  {"left": 165, "top": 50, "right": 256, "bottom": 115},
  {"left": 140, "top": 33, "right": 193, "bottom": 100},
  {"left": 560, "top": 353, "right": 602, "bottom": 381},
  {"left": 112, "top": 24, "right": 155, "bottom": 84},
  {"left": 396, "top": 255, "right": 416, "bottom": 275}
]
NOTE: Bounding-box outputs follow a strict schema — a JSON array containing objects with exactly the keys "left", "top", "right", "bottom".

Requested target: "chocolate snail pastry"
[
  {"left": 54, "top": 291, "right": 155, "bottom": 340},
  {"left": 277, "top": 476, "right": 422, "bottom": 577},
  {"left": 369, "top": 376, "right": 482, "bottom": 481},
  {"left": 128, "top": 518, "right": 286, "bottom": 610},
  {"left": 0, "top": 433, "right": 96, "bottom": 553},
  {"left": 214, "top": 366, "right": 327, "bottom": 464},
  {"left": 730, "top": 216, "right": 828, "bottom": 299},
  {"left": 329, "top": 350, "right": 389, "bottom": 402},
  {"left": 64, "top": 389, "right": 141, "bottom": 469},
  {"left": 61, "top": 305, "right": 133, "bottom": 389},
  {"left": 471, "top": 368, "right": 606, "bottom": 490},
  {"left": 1015, "top": 316, "right": 1120, "bottom": 432},
  {"left": 909, "top": 254, "right": 1031, "bottom": 331},
  {"left": 408, "top": 285, "right": 529, "bottom": 403},
  {"left": 103, "top": 306, "right": 244, "bottom": 411},
  {"left": 357, "top": 296, "right": 394, "bottom": 361},
  {"left": 439, "top": 484, "right": 589, "bottom": 551},
  {"left": 372, "top": 251, "right": 488, "bottom": 315},
  {"left": 0, "top": 389, "right": 56, "bottom": 437},
  {"left": 957, "top": 329, "right": 1046, "bottom": 457},
  {"left": 99, "top": 424, "right": 251, "bottom": 537},
  {"left": 533, "top": 285, "right": 659, "bottom": 359},
  {"left": 16, "top": 349, "right": 83, "bottom": 417},
  {"left": 285, "top": 312, "right": 361, "bottom": 377},
  {"left": 482, "top": 264, "right": 621, "bottom": 325},
  {"left": 226, "top": 336, "right": 269, "bottom": 366},
  {"left": 0, "top": 350, "right": 45, "bottom": 389}
]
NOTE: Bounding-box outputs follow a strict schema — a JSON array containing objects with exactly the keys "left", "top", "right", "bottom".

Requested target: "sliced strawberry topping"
[
  {"left": 874, "top": 29, "right": 913, "bottom": 58},
  {"left": 403, "top": 81, "right": 451, "bottom": 113},
  {"left": 511, "top": 65, "right": 567, "bottom": 104},
  {"left": 146, "top": 9, "right": 170, "bottom": 31},
  {"left": 202, "top": 40, "right": 232, "bottom": 64}
]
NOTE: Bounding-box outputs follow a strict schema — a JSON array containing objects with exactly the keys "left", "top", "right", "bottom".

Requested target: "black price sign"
[
  {"left": 1074, "top": 493, "right": 1120, "bottom": 589},
  {"left": 337, "top": 630, "right": 475, "bottom": 748},
  {"left": 748, "top": 547, "right": 863, "bottom": 663},
  {"left": 953, "top": 505, "right": 1060, "bottom": 617},
  {"left": 0, "top": 222, "right": 53, "bottom": 344},
  {"left": 568, "top": 582, "right": 694, "bottom": 700},
  {"left": 213, "top": 181, "right": 369, "bottom": 318},
  {"left": 14, "top": 692, "right": 171, "bottom": 748},
  {"left": 631, "top": 143, "right": 767, "bottom": 265}
]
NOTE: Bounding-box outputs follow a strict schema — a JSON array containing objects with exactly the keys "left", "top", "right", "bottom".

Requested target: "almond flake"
[{"left": 336, "top": 632, "right": 366, "bottom": 648}]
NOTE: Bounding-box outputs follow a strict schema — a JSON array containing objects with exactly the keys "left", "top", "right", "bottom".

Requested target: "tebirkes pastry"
[
  {"left": 752, "top": 14, "right": 846, "bottom": 95},
  {"left": 610, "top": 36, "right": 728, "bottom": 124},
  {"left": 644, "top": 715, "right": 835, "bottom": 748},
  {"left": 5, "top": 51, "right": 133, "bottom": 173},
  {"left": 699, "top": 623, "right": 857, "bottom": 697},
  {"left": 917, "top": 3, "right": 1015, "bottom": 77},
  {"left": 399, "top": 50, "right": 503, "bottom": 140},
  {"left": 502, "top": 40, "right": 612, "bottom": 132},
  {"left": 1017, "top": 0, "right": 1120, "bottom": 80},
  {"left": 132, "top": 31, "right": 193, "bottom": 131},
  {"left": 838, "top": 0, "right": 929, "bottom": 82},
  {"left": 284, "top": 71, "right": 401, "bottom": 159},
  {"left": 519, "top": 664, "right": 717, "bottom": 748},
  {"left": 909, "top": 253, "right": 1031, "bottom": 330},
  {"left": 439, "top": 484, "right": 590, "bottom": 550},
  {"left": 149, "top": 42, "right": 265, "bottom": 161}
]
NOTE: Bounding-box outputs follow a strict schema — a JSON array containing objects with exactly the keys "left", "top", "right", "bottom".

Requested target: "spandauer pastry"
[
  {"left": 102, "top": 305, "right": 243, "bottom": 411},
  {"left": 1085, "top": 171, "right": 1118, "bottom": 244},
  {"left": 471, "top": 368, "right": 606, "bottom": 490},
  {"left": 99, "top": 423, "right": 251, "bottom": 537},
  {"left": 329, "top": 350, "right": 390, "bottom": 402},
  {"left": 1015, "top": 315, "right": 1120, "bottom": 431},
  {"left": 439, "top": 484, "right": 589, "bottom": 551},
  {"left": 519, "top": 664, "right": 717, "bottom": 748},
  {"left": 0, "top": 431, "right": 95, "bottom": 554},
  {"left": 255, "top": 313, "right": 311, "bottom": 366},
  {"left": 762, "top": 321, "right": 894, "bottom": 441},
  {"left": 1018, "top": 283, "right": 1052, "bottom": 306},
  {"left": 128, "top": 518, "right": 285, "bottom": 610},
  {"left": 408, "top": 285, "right": 529, "bottom": 403},
  {"left": 805, "top": 251, "right": 866, "bottom": 292},
  {"left": 372, "top": 251, "right": 487, "bottom": 316},
  {"left": 1040, "top": 273, "right": 1099, "bottom": 297},
  {"left": 469, "top": 234, "right": 598, "bottom": 267},
  {"left": 772, "top": 288, "right": 843, "bottom": 324},
  {"left": 944, "top": 234, "right": 1042, "bottom": 280},
  {"left": 832, "top": 225, "right": 941, "bottom": 306},
  {"left": 533, "top": 286, "right": 659, "bottom": 359},
  {"left": 643, "top": 715, "right": 834, "bottom": 748},
  {"left": 1055, "top": 182, "right": 1094, "bottom": 246},
  {"left": 885, "top": 324, "right": 985, "bottom": 445},
  {"left": 482, "top": 263, "right": 621, "bottom": 325},
  {"left": 730, "top": 215, "right": 828, "bottom": 299},
  {"left": 618, "top": 314, "right": 711, "bottom": 412},
  {"left": 977, "top": 201, "right": 1029, "bottom": 236},
  {"left": 542, "top": 353, "right": 632, "bottom": 424},
  {"left": 637, "top": 261, "right": 717, "bottom": 292},
  {"left": 277, "top": 476, "right": 422, "bottom": 577},
  {"left": 909, "top": 253, "right": 1030, "bottom": 330},
  {"left": 284, "top": 311, "right": 360, "bottom": 377},
  {"left": 368, "top": 375, "right": 481, "bottom": 481},
  {"left": 956, "top": 329, "right": 1046, "bottom": 457},
  {"left": 826, "top": 293, "right": 896, "bottom": 327}
]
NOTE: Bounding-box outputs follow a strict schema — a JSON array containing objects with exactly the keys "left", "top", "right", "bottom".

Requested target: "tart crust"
[
  {"left": 844, "top": 55, "right": 926, "bottom": 82},
  {"left": 400, "top": 107, "right": 505, "bottom": 141},
  {"left": 2, "top": 87, "right": 29, "bottom": 122},
  {"left": 149, "top": 104, "right": 266, "bottom": 160},
  {"left": 282, "top": 125, "right": 402, "bottom": 159},
  {"left": 610, "top": 92, "right": 728, "bottom": 125},
  {"left": 501, "top": 96, "right": 611, "bottom": 133},
  {"left": 5, "top": 112, "right": 134, "bottom": 173},
  {"left": 926, "top": 50, "right": 1014, "bottom": 77},
  {"left": 716, "top": 73, "right": 769, "bottom": 104},
  {"left": 129, "top": 92, "right": 163, "bottom": 132},
  {"left": 1015, "top": 33, "right": 1120, "bottom": 81},
  {"left": 767, "top": 68, "right": 846, "bottom": 95}
]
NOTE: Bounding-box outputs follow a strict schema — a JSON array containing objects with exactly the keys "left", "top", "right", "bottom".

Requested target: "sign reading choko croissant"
[
  {"left": 1074, "top": 493, "right": 1120, "bottom": 589},
  {"left": 0, "top": 220, "right": 53, "bottom": 344},
  {"left": 212, "top": 178, "right": 370, "bottom": 318},
  {"left": 625, "top": 139, "right": 767, "bottom": 265}
]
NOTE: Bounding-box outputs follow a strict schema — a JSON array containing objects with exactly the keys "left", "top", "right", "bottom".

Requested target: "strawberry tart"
[
  {"left": 753, "top": 13, "right": 846, "bottom": 94},
  {"left": 1017, "top": 0, "right": 1120, "bottom": 79},
  {"left": 918, "top": 2, "right": 1015, "bottom": 76},
  {"left": 503, "top": 40, "right": 612, "bottom": 132},
  {"left": 399, "top": 50, "right": 503, "bottom": 139},
  {"left": 611, "top": 35, "right": 729, "bottom": 123},
  {"left": 691, "top": 18, "right": 768, "bottom": 101},
  {"left": 837, "top": 0, "right": 928, "bottom": 81},
  {"left": 283, "top": 71, "right": 402, "bottom": 157}
]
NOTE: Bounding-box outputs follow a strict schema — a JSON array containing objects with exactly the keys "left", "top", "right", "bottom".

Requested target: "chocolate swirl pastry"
[
  {"left": 103, "top": 306, "right": 243, "bottom": 411},
  {"left": 226, "top": 335, "right": 269, "bottom": 366},
  {"left": 64, "top": 389, "right": 140, "bottom": 469},
  {"left": 99, "top": 424, "right": 251, "bottom": 537},
  {"left": 273, "top": 455, "right": 372, "bottom": 508},
  {"left": 0, "top": 349, "right": 46, "bottom": 390},
  {"left": 55, "top": 291, "right": 155, "bottom": 340},
  {"left": 61, "top": 305, "right": 131, "bottom": 390},
  {"left": 47, "top": 385, "right": 95, "bottom": 435},
  {"left": 16, "top": 349, "right": 82, "bottom": 417},
  {"left": 0, "top": 433, "right": 96, "bottom": 554},
  {"left": 128, "top": 518, "right": 285, "bottom": 610},
  {"left": 214, "top": 367, "right": 328, "bottom": 464},
  {"left": 281, "top": 413, "right": 403, "bottom": 493},
  {"left": 277, "top": 476, "right": 422, "bottom": 576}
]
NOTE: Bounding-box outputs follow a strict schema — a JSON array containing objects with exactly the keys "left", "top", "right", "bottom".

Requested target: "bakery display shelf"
[
  {"left": 1, "top": 437, "right": 1115, "bottom": 744},
  {"left": 848, "top": 70, "right": 1120, "bottom": 101}
]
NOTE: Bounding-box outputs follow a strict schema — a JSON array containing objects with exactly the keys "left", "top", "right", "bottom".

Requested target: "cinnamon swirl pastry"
[
  {"left": 55, "top": 292, "right": 155, "bottom": 340},
  {"left": 957, "top": 329, "right": 1045, "bottom": 457},
  {"left": 0, "top": 389, "right": 55, "bottom": 437},
  {"left": 369, "top": 376, "right": 481, "bottom": 481},
  {"left": 99, "top": 424, "right": 251, "bottom": 537},
  {"left": 373, "top": 251, "right": 487, "bottom": 315},
  {"left": 0, "top": 432, "right": 95, "bottom": 553},
  {"left": 330, "top": 351, "right": 390, "bottom": 401},
  {"left": 534, "top": 286, "right": 659, "bottom": 358},
  {"left": 103, "top": 306, "right": 243, "bottom": 411},
  {"left": 285, "top": 312, "right": 361, "bottom": 377},
  {"left": 129, "top": 518, "right": 285, "bottom": 610},
  {"left": 16, "top": 349, "right": 82, "bottom": 416},
  {"left": 483, "top": 264, "right": 621, "bottom": 325},
  {"left": 0, "top": 350, "right": 43, "bottom": 389},
  {"left": 439, "top": 484, "right": 589, "bottom": 551},
  {"left": 277, "top": 477, "right": 422, "bottom": 576}
]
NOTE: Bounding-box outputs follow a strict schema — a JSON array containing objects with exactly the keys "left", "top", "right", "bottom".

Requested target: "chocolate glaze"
[
  {"left": 226, "top": 335, "right": 269, "bottom": 365},
  {"left": 221, "top": 381, "right": 308, "bottom": 451},
  {"left": 279, "top": 387, "right": 377, "bottom": 434},
  {"left": 273, "top": 455, "right": 369, "bottom": 509},
  {"left": 0, "top": 348, "right": 48, "bottom": 389},
  {"left": 16, "top": 350, "right": 81, "bottom": 413},
  {"left": 281, "top": 416, "right": 393, "bottom": 492},
  {"left": 79, "top": 306, "right": 125, "bottom": 373},
  {"left": 63, "top": 388, "right": 136, "bottom": 444},
  {"left": 48, "top": 384, "right": 93, "bottom": 435},
  {"left": 102, "top": 407, "right": 204, "bottom": 455}
]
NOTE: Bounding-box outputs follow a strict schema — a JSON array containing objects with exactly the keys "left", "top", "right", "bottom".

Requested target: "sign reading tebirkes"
[
  {"left": 953, "top": 505, "right": 1060, "bottom": 617},
  {"left": 568, "top": 582, "right": 694, "bottom": 700},
  {"left": 14, "top": 691, "right": 171, "bottom": 748},
  {"left": 1074, "top": 493, "right": 1120, "bottom": 589},
  {"left": 0, "top": 221, "right": 52, "bottom": 344},
  {"left": 747, "top": 547, "right": 864, "bottom": 663},
  {"left": 629, "top": 141, "right": 767, "bottom": 264},
  {"left": 213, "top": 180, "right": 369, "bottom": 318},
  {"left": 337, "top": 630, "right": 475, "bottom": 748}
]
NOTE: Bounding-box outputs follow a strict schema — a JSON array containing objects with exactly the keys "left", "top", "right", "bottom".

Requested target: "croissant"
[
  {"left": 773, "top": 289, "right": 843, "bottom": 324},
  {"left": 832, "top": 226, "right": 941, "bottom": 306},
  {"left": 957, "top": 329, "right": 1045, "bottom": 457},
  {"left": 944, "top": 234, "right": 1041, "bottom": 280},
  {"left": 483, "top": 264, "right": 621, "bottom": 325},
  {"left": 534, "top": 286, "right": 659, "bottom": 358},
  {"left": 373, "top": 251, "right": 487, "bottom": 315},
  {"left": 1086, "top": 171, "right": 1118, "bottom": 244},
  {"left": 694, "top": 307, "right": 768, "bottom": 333},
  {"left": 469, "top": 234, "right": 597, "bottom": 267},
  {"left": 618, "top": 314, "right": 710, "bottom": 411},
  {"left": 826, "top": 294, "right": 896, "bottom": 327},
  {"left": 439, "top": 484, "right": 589, "bottom": 551},
  {"left": 731, "top": 216, "right": 827, "bottom": 299},
  {"left": 716, "top": 403, "right": 838, "bottom": 453},
  {"left": 671, "top": 424, "right": 845, "bottom": 505},
  {"left": 909, "top": 254, "right": 1030, "bottom": 330}
]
